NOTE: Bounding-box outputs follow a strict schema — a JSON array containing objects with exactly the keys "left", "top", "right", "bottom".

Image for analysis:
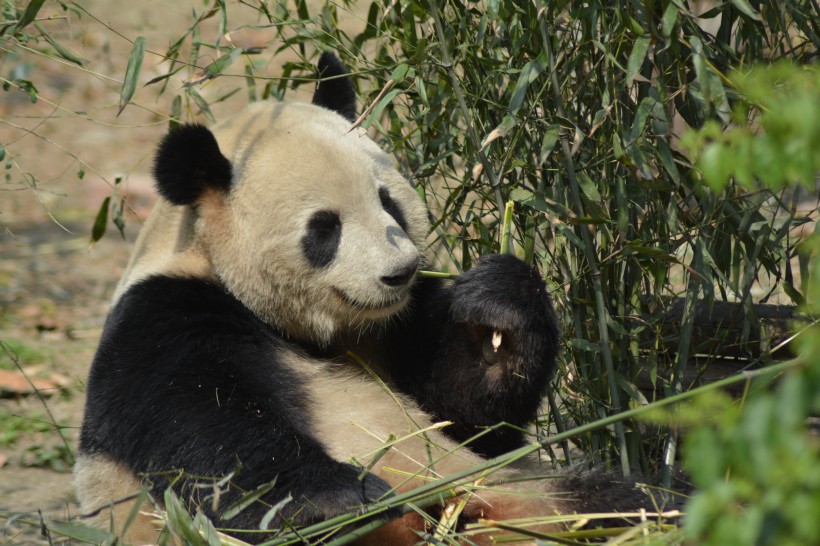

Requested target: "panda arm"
[
  {"left": 79, "top": 276, "right": 393, "bottom": 541},
  {"left": 387, "top": 255, "right": 559, "bottom": 458}
]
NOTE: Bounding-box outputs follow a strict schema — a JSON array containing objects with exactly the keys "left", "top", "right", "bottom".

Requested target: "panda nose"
[{"left": 381, "top": 257, "right": 419, "bottom": 287}]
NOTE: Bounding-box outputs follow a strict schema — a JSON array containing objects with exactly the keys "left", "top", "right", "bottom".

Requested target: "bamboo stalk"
[{"left": 500, "top": 200, "right": 515, "bottom": 255}]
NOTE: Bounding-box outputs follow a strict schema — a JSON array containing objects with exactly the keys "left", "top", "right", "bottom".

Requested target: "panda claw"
[
  {"left": 491, "top": 330, "right": 503, "bottom": 351},
  {"left": 481, "top": 331, "right": 505, "bottom": 365}
]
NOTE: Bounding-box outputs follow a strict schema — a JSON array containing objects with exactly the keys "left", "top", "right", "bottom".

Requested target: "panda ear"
[
  {"left": 153, "top": 124, "right": 233, "bottom": 206},
  {"left": 312, "top": 52, "right": 357, "bottom": 123}
]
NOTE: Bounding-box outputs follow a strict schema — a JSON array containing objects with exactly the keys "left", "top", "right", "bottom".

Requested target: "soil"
[{"left": 0, "top": 1, "right": 356, "bottom": 542}]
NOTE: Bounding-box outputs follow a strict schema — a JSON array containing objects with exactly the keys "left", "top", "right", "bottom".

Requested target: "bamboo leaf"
[
  {"left": 480, "top": 115, "right": 516, "bottom": 151},
  {"left": 192, "top": 512, "right": 223, "bottom": 546},
  {"left": 730, "top": 0, "right": 762, "bottom": 21},
  {"left": 184, "top": 47, "right": 242, "bottom": 87},
  {"left": 661, "top": 3, "right": 679, "bottom": 38},
  {"left": 630, "top": 97, "right": 658, "bottom": 140},
  {"left": 169, "top": 95, "right": 182, "bottom": 129},
  {"left": 360, "top": 88, "right": 403, "bottom": 130},
  {"left": 616, "top": 375, "right": 649, "bottom": 405},
  {"left": 783, "top": 280, "right": 805, "bottom": 306},
  {"left": 35, "top": 23, "right": 85, "bottom": 66},
  {"left": 508, "top": 53, "right": 545, "bottom": 114},
  {"left": 390, "top": 63, "right": 410, "bottom": 83},
  {"left": 538, "top": 124, "right": 560, "bottom": 166},
  {"left": 626, "top": 243, "right": 675, "bottom": 261},
  {"left": 112, "top": 196, "right": 126, "bottom": 239},
  {"left": 509, "top": 187, "right": 571, "bottom": 217},
  {"left": 164, "top": 489, "right": 207, "bottom": 545},
  {"left": 296, "top": 0, "right": 309, "bottom": 22},
  {"left": 570, "top": 338, "right": 600, "bottom": 353},
  {"left": 656, "top": 140, "right": 680, "bottom": 184},
  {"left": 90, "top": 197, "right": 110, "bottom": 243},
  {"left": 11, "top": 0, "right": 45, "bottom": 34},
  {"left": 185, "top": 87, "right": 215, "bottom": 122},
  {"left": 222, "top": 479, "right": 277, "bottom": 520},
  {"left": 216, "top": 0, "right": 228, "bottom": 47},
  {"left": 118, "top": 36, "right": 146, "bottom": 117},
  {"left": 259, "top": 494, "right": 293, "bottom": 530},
  {"left": 145, "top": 64, "right": 186, "bottom": 86},
  {"left": 556, "top": 224, "right": 585, "bottom": 250},
  {"left": 578, "top": 173, "right": 601, "bottom": 202},
  {"left": 38, "top": 519, "right": 116, "bottom": 543},
  {"left": 414, "top": 75, "right": 428, "bottom": 107},
  {"left": 626, "top": 35, "right": 650, "bottom": 85}
]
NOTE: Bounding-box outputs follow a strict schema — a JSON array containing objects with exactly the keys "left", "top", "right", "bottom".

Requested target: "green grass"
[
  {"left": 0, "top": 407, "right": 51, "bottom": 447},
  {"left": 0, "top": 338, "right": 47, "bottom": 371}
]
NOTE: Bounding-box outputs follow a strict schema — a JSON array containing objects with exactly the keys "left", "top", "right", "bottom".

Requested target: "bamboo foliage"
[{"left": 258, "top": 0, "right": 818, "bottom": 473}]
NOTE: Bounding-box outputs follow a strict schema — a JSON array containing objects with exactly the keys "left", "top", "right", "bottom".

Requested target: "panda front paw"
[
  {"left": 451, "top": 254, "right": 559, "bottom": 373},
  {"left": 289, "top": 463, "right": 397, "bottom": 526}
]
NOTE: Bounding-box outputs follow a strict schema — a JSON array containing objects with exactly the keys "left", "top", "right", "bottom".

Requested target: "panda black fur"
[{"left": 76, "top": 53, "right": 572, "bottom": 544}]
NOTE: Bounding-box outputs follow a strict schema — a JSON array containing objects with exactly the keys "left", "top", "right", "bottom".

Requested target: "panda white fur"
[{"left": 75, "top": 53, "right": 605, "bottom": 545}]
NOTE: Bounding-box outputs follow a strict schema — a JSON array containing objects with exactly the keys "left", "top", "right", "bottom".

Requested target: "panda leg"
[
  {"left": 74, "top": 454, "right": 162, "bottom": 544},
  {"left": 352, "top": 486, "right": 565, "bottom": 546}
]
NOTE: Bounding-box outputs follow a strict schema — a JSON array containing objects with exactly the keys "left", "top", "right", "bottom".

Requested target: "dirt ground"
[{"left": 0, "top": 1, "right": 360, "bottom": 542}]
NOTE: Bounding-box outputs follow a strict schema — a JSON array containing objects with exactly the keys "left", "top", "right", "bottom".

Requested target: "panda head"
[{"left": 152, "top": 53, "right": 429, "bottom": 344}]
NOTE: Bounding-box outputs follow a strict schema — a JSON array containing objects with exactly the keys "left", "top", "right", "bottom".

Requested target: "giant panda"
[{"left": 75, "top": 53, "right": 615, "bottom": 545}]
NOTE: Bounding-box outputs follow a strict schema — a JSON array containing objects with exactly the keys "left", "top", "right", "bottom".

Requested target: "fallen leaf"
[{"left": 0, "top": 369, "right": 66, "bottom": 398}]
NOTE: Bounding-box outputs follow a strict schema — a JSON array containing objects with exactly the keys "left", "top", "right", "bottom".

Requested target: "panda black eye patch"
[
  {"left": 379, "top": 187, "right": 407, "bottom": 232},
  {"left": 302, "top": 210, "right": 342, "bottom": 268}
]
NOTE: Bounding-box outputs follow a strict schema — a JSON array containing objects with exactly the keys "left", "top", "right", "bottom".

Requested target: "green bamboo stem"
[
  {"left": 500, "top": 200, "right": 515, "bottom": 254},
  {"left": 662, "top": 256, "right": 700, "bottom": 491},
  {"left": 417, "top": 270, "right": 459, "bottom": 279}
]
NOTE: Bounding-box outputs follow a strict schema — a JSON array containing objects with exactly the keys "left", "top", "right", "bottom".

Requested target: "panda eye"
[
  {"left": 302, "top": 210, "right": 342, "bottom": 268},
  {"left": 308, "top": 210, "right": 341, "bottom": 235},
  {"left": 378, "top": 187, "right": 407, "bottom": 232}
]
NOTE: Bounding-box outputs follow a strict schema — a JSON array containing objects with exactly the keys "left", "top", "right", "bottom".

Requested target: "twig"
[
  {"left": 347, "top": 79, "right": 395, "bottom": 133},
  {"left": 0, "top": 342, "right": 74, "bottom": 464}
]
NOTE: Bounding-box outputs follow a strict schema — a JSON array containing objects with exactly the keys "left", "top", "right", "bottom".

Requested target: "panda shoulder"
[{"left": 106, "top": 275, "right": 273, "bottom": 349}]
